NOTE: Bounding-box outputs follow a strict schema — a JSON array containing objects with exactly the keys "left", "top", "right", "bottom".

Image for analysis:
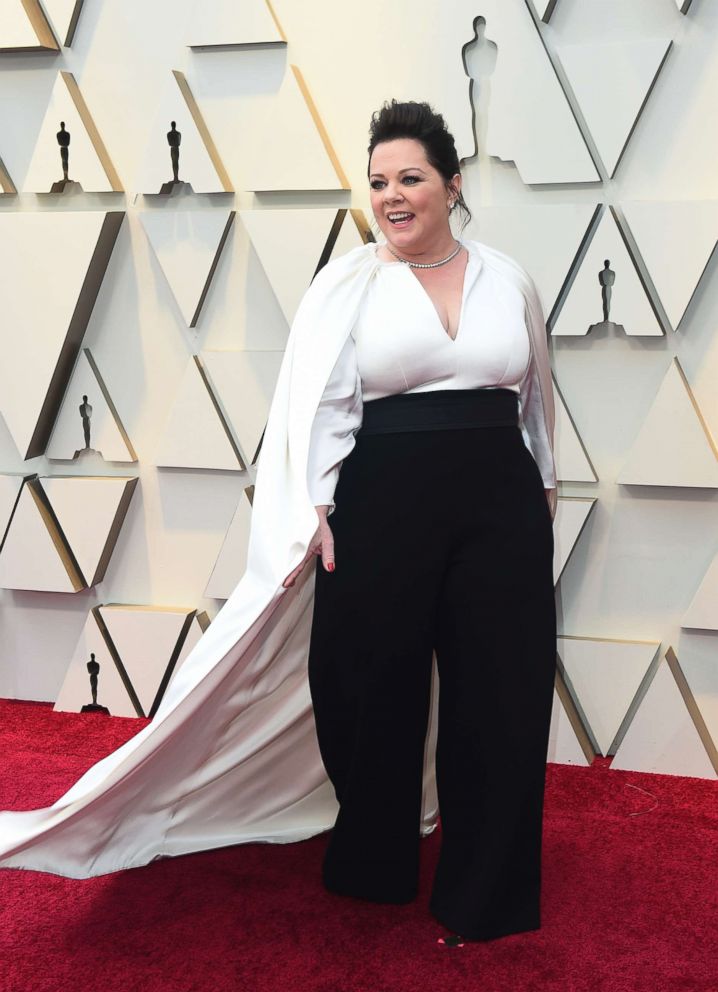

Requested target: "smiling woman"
[{"left": 298, "top": 99, "right": 559, "bottom": 948}]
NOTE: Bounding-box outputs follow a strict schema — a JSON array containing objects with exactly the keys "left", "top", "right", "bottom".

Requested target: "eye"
[
  {"left": 402, "top": 175, "right": 420, "bottom": 184},
  {"left": 369, "top": 179, "right": 385, "bottom": 190}
]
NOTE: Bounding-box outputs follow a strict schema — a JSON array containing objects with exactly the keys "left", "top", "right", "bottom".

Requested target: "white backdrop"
[{"left": 0, "top": 0, "right": 716, "bottom": 777}]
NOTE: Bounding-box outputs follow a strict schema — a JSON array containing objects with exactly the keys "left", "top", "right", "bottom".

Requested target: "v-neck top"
[{"left": 307, "top": 240, "right": 535, "bottom": 512}]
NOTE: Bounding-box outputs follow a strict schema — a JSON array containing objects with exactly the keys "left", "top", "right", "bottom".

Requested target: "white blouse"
[{"left": 306, "top": 241, "right": 544, "bottom": 513}]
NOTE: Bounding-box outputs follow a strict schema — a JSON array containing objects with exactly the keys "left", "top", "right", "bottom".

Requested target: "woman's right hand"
[{"left": 281, "top": 505, "right": 335, "bottom": 588}]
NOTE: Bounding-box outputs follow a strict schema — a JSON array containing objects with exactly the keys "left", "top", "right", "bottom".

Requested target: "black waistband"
[{"left": 356, "top": 387, "right": 519, "bottom": 436}]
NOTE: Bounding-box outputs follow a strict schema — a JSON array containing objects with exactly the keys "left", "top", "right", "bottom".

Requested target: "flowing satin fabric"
[{"left": 0, "top": 239, "right": 555, "bottom": 878}]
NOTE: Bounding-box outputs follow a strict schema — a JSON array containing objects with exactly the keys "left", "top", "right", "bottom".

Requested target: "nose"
[{"left": 383, "top": 179, "right": 404, "bottom": 204}]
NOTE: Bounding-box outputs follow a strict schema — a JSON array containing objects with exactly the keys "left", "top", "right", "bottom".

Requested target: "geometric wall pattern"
[
  {"left": 682, "top": 553, "right": 718, "bottom": 632},
  {"left": 154, "top": 356, "right": 245, "bottom": 471},
  {"left": 186, "top": 0, "right": 286, "bottom": 48},
  {"left": 553, "top": 377, "right": 597, "bottom": 483},
  {"left": 140, "top": 210, "right": 235, "bottom": 326},
  {"left": 0, "top": 210, "right": 125, "bottom": 459},
  {"left": 553, "top": 497, "right": 596, "bottom": 586},
  {"left": 22, "top": 71, "right": 122, "bottom": 193},
  {"left": 551, "top": 207, "right": 663, "bottom": 337},
  {"left": 203, "top": 486, "right": 253, "bottom": 600},
  {"left": 0, "top": 475, "right": 137, "bottom": 591},
  {"left": 54, "top": 604, "right": 210, "bottom": 718},
  {"left": 42, "top": 1, "right": 85, "bottom": 48},
  {"left": 557, "top": 635, "right": 661, "bottom": 756},
  {"left": 555, "top": 37, "right": 672, "bottom": 178},
  {"left": 1, "top": 0, "right": 717, "bottom": 785},
  {"left": 135, "top": 70, "right": 233, "bottom": 194},
  {"left": 46, "top": 348, "right": 137, "bottom": 462},
  {"left": 610, "top": 648, "right": 718, "bottom": 780},
  {"left": 0, "top": 0, "right": 59, "bottom": 52},
  {"left": 621, "top": 200, "right": 718, "bottom": 331},
  {"left": 617, "top": 359, "right": 718, "bottom": 489}
]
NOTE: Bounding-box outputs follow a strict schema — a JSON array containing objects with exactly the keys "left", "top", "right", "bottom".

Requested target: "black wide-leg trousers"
[{"left": 307, "top": 388, "right": 557, "bottom": 941}]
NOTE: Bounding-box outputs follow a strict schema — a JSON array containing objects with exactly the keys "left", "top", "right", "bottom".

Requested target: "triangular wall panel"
[
  {"left": 99, "top": 605, "right": 196, "bottom": 717},
  {"left": 0, "top": 474, "right": 24, "bottom": 549},
  {"left": 46, "top": 349, "right": 137, "bottom": 462},
  {"left": 0, "top": 479, "right": 83, "bottom": 592},
  {"left": 558, "top": 635, "right": 661, "bottom": 755},
  {"left": 201, "top": 351, "right": 284, "bottom": 466},
  {"left": 618, "top": 359, "right": 718, "bottom": 488},
  {"left": 240, "top": 208, "right": 343, "bottom": 325},
  {"left": 547, "top": 684, "right": 593, "bottom": 767},
  {"left": 622, "top": 201, "right": 718, "bottom": 331},
  {"left": 41, "top": 476, "right": 138, "bottom": 587},
  {"left": 23, "top": 71, "right": 122, "bottom": 192},
  {"left": 0, "top": 0, "right": 58, "bottom": 52},
  {"left": 556, "top": 37, "right": 672, "bottom": 177},
  {"left": 155, "top": 357, "right": 243, "bottom": 470},
  {"left": 611, "top": 649, "right": 718, "bottom": 779},
  {"left": 187, "top": 0, "right": 285, "bottom": 47},
  {"left": 554, "top": 378, "right": 597, "bottom": 483},
  {"left": 682, "top": 554, "right": 718, "bottom": 631},
  {"left": 0, "top": 210, "right": 124, "bottom": 459},
  {"left": 140, "top": 210, "right": 234, "bottom": 326},
  {"left": 221, "top": 65, "right": 348, "bottom": 192},
  {"left": 554, "top": 497, "right": 596, "bottom": 585},
  {"left": 42, "top": 0, "right": 85, "bottom": 47},
  {"left": 203, "top": 487, "right": 253, "bottom": 600},
  {"left": 552, "top": 208, "right": 662, "bottom": 336},
  {"left": 135, "top": 70, "right": 233, "bottom": 194},
  {"left": 54, "top": 611, "right": 139, "bottom": 718}
]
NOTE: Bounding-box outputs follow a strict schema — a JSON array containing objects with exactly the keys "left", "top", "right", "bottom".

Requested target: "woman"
[
  {"left": 0, "top": 101, "right": 556, "bottom": 949},
  {"left": 284, "top": 99, "right": 557, "bottom": 946}
]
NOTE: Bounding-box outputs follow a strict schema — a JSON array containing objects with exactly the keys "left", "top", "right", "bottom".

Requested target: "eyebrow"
[{"left": 369, "top": 167, "right": 427, "bottom": 179}]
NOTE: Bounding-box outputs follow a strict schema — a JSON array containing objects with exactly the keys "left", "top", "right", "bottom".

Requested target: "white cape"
[{"left": 0, "top": 239, "right": 556, "bottom": 878}]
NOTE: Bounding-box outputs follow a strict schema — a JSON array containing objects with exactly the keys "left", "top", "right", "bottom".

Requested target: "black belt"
[{"left": 356, "top": 387, "right": 519, "bottom": 436}]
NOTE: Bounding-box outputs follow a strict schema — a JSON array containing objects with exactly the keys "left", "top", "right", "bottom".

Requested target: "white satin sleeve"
[
  {"left": 518, "top": 286, "right": 557, "bottom": 493},
  {"left": 306, "top": 333, "right": 363, "bottom": 517}
]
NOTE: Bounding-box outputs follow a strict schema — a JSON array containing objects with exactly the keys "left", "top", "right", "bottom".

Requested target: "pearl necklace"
[{"left": 385, "top": 239, "right": 463, "bottom": 269}]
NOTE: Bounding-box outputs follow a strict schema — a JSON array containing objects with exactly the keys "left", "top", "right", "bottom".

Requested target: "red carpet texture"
[{"left": 0, "top": 697, "right": 716, "bottom": 992}]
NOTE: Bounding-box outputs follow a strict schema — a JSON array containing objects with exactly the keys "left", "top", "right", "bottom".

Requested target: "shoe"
[{"left": 437, "top": 933, "right": 465, "bottom": 947}]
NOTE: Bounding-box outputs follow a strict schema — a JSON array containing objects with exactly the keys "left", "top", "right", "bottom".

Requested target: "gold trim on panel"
[
  {"left": 10, "top": 0, "right": 60, "bottom": 51},
  {"left": 26, "top": 477, "right": 85, "bottom": 591},
  {"left": 290, "top": 65, "right": 350, "bottom": 190},
  {"left": 264, "top": 0, "right": 287, "bottom": 41},
  {"left": 63, "top": 0, "right": 85, "bottom": 47},
  {"left": 193, "top": 355, "right": 247, "bottom": 470},
  {"left": 554, "top": 664, "right": 597, "bottom": 764},
  {"left": 673, "top": 357, "right": 718, "bottom": 461},
  {"left": 0, "top": 156, "right": 17, "bottom": 194},
  {"left": 552, "top": 371, "right": 599, "bottom": 482},
  {"left": 83, "top": 347, "right": 138, "bottom": 460},
  {"left": 554, "top": 496, "right": 597, "bottom": 586},
  {"left": 60, "top": 71, "right": 123, "bottom": 191},
  {"left": 149, "top": 610, "right": 197, "bottom": 718},
  {"left": 88, "top": 476, "right": 139, "bottom": 585},
  {"left": 28, "top": 211, "right": 125, "bottom": 460},
  {"left": 666, "top": 646, "right": 718, "bottom": 775},
  {"left": 172, "top": 70, "right": 234, "bottom": 193},
  {"left": 92, "top": 605, "right": 145, "bottom": 717},
  {"left": 191, "top": 211, "right": 236, "bottom": 326},
  {"left": 350, "top": 209, "right": 374, "bottom": 244}
]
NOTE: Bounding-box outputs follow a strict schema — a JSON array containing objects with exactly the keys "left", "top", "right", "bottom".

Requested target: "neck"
[{"left": 386, "top": 234, "right": 460, "bottom": 265}]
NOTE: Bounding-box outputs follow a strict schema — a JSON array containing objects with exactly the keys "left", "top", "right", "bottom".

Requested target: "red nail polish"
[{"left": 327, "top": 562, "right": 335, "bottom": 572}]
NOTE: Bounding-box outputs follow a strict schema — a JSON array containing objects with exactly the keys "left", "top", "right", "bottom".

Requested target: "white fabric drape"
[{"left": 0, "top": 239, "right": 555, "bottom": 878}]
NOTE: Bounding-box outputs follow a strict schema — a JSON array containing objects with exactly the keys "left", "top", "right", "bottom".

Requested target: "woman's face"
[{"left": 368, "top": 138, "right": 460, "bottom": 252}]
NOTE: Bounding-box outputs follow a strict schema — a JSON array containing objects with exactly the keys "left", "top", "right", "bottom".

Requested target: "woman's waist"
[{"left": 356, "top": 387, "right": 519, "bottom": 436}]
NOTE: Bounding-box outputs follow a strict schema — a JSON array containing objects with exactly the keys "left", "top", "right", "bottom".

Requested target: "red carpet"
[{"left": 0, "top": 697, "right": 716, "bottom": 992}]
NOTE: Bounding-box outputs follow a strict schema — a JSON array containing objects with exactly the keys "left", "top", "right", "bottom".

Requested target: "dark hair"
[{"left": 367, "top": 99, "right": 472, "bottom": 233}]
